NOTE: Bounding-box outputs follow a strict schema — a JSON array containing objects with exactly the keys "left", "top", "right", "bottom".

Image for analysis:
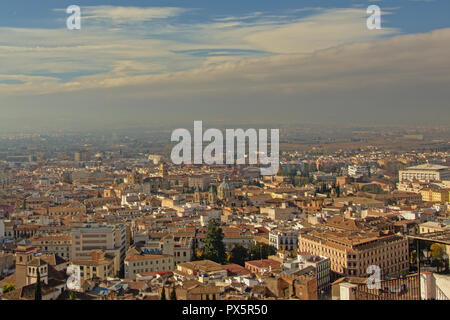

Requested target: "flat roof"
[
  {"left": 407, "top": 230, "right": 450, "bottom": 245},
  {"left": 404, "top": 164, "right": 449, "bottom": 171}
]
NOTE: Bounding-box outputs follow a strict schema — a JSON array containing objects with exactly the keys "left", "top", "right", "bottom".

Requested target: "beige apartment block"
[
  {"left": 399, "top": 164, "right": 450, "bottom": 183},
  {"left": 31, "top": 234, "right": 72, "bottom": 260},
  {"left": 298, "top": 230, "right": 409, "bottom": 279},
  {"left": 71, "top": 223, "right": 126, "bottom": 276},
  {"left": 72, "top": 250, "right": 115, "bottom": 281},
  {"left": 124, "top": 254, "right": 174, "bottom": 280}
]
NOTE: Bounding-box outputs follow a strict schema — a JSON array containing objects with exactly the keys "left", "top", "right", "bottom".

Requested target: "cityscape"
[{"left": 0, "top": 0, "right": 450, "bottom": 307}]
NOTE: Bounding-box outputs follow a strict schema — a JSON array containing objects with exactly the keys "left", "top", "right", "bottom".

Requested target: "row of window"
[{"left": 131, "top": 259, "right": 172, "bottom": 267}]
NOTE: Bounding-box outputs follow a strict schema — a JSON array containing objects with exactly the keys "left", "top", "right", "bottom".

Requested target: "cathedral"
[
  {"left": 217, "top": 176, "right": 234, "bottom": 200},
  {"left": 193, "top": 186, "right": 217, "bottom": 205}
]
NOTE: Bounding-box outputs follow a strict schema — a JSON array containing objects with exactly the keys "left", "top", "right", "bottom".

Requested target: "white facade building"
[
  {"left": 269, "top": 229, "right": 298, "bottom": 251},
  {"left": 399, "top": 164, "right": 450, "bottom": 183},
  {"left": 348, "top": 165, "right": 370, "bottom": 178}
]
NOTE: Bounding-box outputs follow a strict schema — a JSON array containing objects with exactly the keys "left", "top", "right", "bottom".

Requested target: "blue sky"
[
  {"left": 0, "top": 0, "right": 449, "bottom": 130},
  {"left": 1, "top": 0, "right": 449, "bottom": 31}
]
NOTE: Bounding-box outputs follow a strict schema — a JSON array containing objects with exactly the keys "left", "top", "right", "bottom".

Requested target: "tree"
[
  {"left": 68, "top": 291, "right": 76, "bottom": 300},
  {"left": 2, "top": 284, "right": 15, "bottom": 294},
  {"left": 35, "top": 269, "right": 42, "bottom": 300},
  {"left": 160, "top": 287, "right": 166, "bottom": 300},
  {"left": 336, "top": 185, "right": 341, "bottom": 197},
  {"left": 249, "top": 243, "right": 276, "bottom": 260},
  {"left": 229, "top": 244, "right": 249, "bottom": 266},
  {"left": 276, "top": 167, "right": 286, "bottom": 176},
  {"left": 170, "top": 286, "right": 177, "bottom": 300},
  {"left": 430, "top": 243, "right": 446, "bottom": 272},
  {"left": 192, "top": 248, "right": 204, "bottom": 261},
  {"left": 202, "top": 219, "right": 227, "bottom": 264},
  {"left": 22, "top": 198, "right": 26, "bottom": 210},
  {"left": 430, "top": 243, "right": 445, "bottom": 259}
]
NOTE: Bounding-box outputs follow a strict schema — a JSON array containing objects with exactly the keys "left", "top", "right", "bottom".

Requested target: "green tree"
[
  {"left": 68, "top": 291, "right": 76, "bottom": 300},
  {"left": 361, "top": 184, "right": 382, "bottom": 194},
  {"left": 336, "top": 185, "right": 341, "bottom": 197},
  {"left": 2, "top": 284, "right": 15, "bottom": 294},
  {"left": 192, "top": 248, "right": 204, "bottom": 261},
  {"left": 170, "top": 286, "right": 177, "bottom": 300},
  {"left": 249, "top": 243, "right": 276, "bottom": 260},
  {"left": 429, "top": 244, "right": 446, "bottom": 272},
  {"left": 430, "top": 243, "right": 445, "bottom": 259},
  {"left": 35, "top": 269, "right": 42, "bottom": 300},
  {"left": 160, "top": 287, "right": 166, "bottom": 300},
  {"left": 229, "top": 244, "right": 249, "bottom": 266},
  {"left": 202, "top": 219, "right": 227, "bottom": 264},
  {"left": 277, "top": 167, "right": 286, "bottom": 176},
  {"left": 22, "top": 198, "right": 26, "bottom": 210}
]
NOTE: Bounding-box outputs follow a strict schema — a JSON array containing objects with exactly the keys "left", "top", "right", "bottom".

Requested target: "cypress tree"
[
  {"left": 170, "top": 286, "right": 177, "bottom": 300},
  {"left": 35, "top": 268, "right": 42, "bottom": 300}
]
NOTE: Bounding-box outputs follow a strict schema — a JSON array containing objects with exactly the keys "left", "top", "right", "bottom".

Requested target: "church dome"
[{"left": 218, "top": 177, "right": 231, "bottom": 191}]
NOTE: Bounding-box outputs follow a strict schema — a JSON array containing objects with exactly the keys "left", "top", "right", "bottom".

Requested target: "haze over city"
[{"left": 0, "top": 0, "right": 450, "bottom": 307}]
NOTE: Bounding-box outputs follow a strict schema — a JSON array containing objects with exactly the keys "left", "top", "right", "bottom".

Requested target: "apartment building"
[
  {"left": 270, "top": 250, "right": 331, "bottom": 292},
  {"left": 71, "top": 223, "right": 126, "bottom": 277},
  {"left": 260, "top": 207, "right": 296, "bottom": 221},
  {"left": 348, "top": 165, "right": 370, "bottom": 178},
  {"left": 48, "top": 205, "right": 87, "bottom": 216},
  {"left": 174, "top": 260, "right": 227, "bottom": 283},
  {"left": 420, "top": 188, "right": 449, "bottom": 203},
  {"left": 31, "top": 234, "right": 72, "bottom": 259},
  {"left": 296, "top": 253, "right": 331, "bottom": 292},
  {"left": 265, "top": 273, "right": 318, "bottom": 300},
  {"left": 298, "top": 230, "right": 409, "bottom": 279},
  {"left": 419, "top": 221, "right": 449, "bottom": 234},
  {"left": 245, "top": 259, "right": 282, "bottom": 275},
  {"left": 0, "top": 251, "right": 14, "bottom": 276},
  {"left": 124, "top": 254, "right": 174, "bottom": 280},
  {"left": 223, "top": 232, "right": 254, "bottom": 250},
  {"left": 269, "top": 228, "right": 299, "bottom": 251},
  {"left": 161, "top": 235, "right": 193, "bottom": 265},
  {"left": 133, "top": 234, "right": 193, "bottom": 265},
  {"left": 399, "top": 164, "right": 450, "bottom": 183},
  {"left": 72, "top": 250, "right": 115, "bottom": 281}
]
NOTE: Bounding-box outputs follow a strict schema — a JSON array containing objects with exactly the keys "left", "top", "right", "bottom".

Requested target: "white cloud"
[
  {"left": 58, "top": 6, "right": 189, "bottom": 24},
  {"left": 0, "top": 6, "right": 409, "bottom": 96},
  {"left": 2, "top": 27, "right": 449, "bottom": 99}
]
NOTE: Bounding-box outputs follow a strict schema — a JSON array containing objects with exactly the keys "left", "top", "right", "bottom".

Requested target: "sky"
[{"left": 0, "top": 0, "right": 449, "bottom": 132}]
